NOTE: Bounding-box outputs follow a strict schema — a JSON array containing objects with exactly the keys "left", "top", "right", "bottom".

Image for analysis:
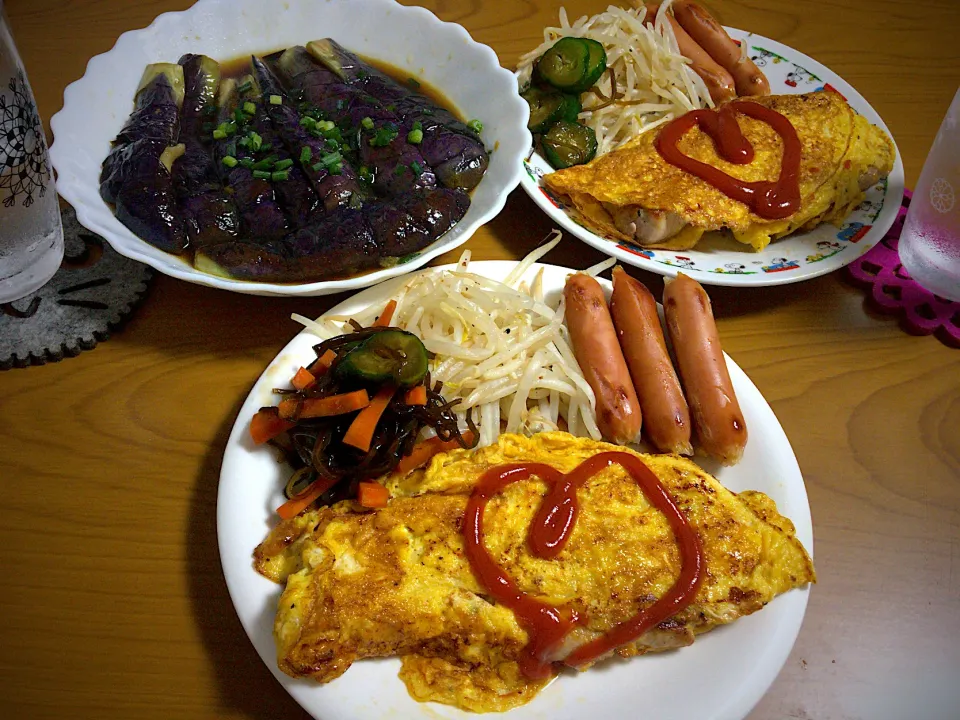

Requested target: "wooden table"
[{"left": 2, "top": 1, "right": 958, "bottom": 718}]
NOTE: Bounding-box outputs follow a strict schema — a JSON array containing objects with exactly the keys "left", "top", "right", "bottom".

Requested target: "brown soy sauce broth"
[{"left": 183, "top": 48, "right": 469, "bottom": 283}]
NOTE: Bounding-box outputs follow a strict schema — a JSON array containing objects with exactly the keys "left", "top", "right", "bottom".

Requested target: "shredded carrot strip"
[
  {"left": 373, "top": 299, "right": 397, "bottom": 327},
  {"left": 307, "top": 349, "right": 337, "bottom": 376},
  {"left": 357, "top": 481, "right": 389, "bottom": 508},
  {"left": 394, "top": 431, "right": 475, "bottom": 475},
  {"left": 276, "top": 475, "right": 339, "bottom": 519},
  {"left": 291, "top": 366, "right": 316, "bottom": 391},
  {"left": 403, "top": 385, "right": 427, "bottom": 405},
  {"left": 342, "top": 385, "right": 396, "bottom": 451},
  {"left": 278, "top": 389, "right": 370, "bottom": 420},
  {"left": 249, "top": 408, "right": 295, "bottom": 444}
]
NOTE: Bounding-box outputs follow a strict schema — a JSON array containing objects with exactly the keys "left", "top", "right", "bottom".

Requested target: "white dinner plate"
[
  {"left": 217, "top": 260, "right": 813, "bottom": 720},
  {"left": 519, "top": 29, "right": 905, "bottom": 286}
]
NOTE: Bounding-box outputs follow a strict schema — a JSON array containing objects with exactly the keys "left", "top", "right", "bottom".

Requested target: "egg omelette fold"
[
  {"left": 544, "top": 90, "right": 895, "bottom": 251},
  {"left": 254, "top": 432, "right": 815, "bottom": 712}
]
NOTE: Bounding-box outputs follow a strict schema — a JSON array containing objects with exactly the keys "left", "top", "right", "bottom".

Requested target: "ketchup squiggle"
[{"left": 463, "top": 452, "right": 704, "bottom": 679}]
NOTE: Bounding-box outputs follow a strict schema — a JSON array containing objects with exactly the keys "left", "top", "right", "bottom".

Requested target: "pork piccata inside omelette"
[{"left": 254, "top": 432, "right": 815, "bottom": 712}]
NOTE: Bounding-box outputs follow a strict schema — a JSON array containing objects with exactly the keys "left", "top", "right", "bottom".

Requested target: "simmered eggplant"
[
  {"left": 103, "top": 41, "right": 486, "bottom": 283},
  {"left": 250, "top": 56, "right": 366, "bottom": 213},
  {"left": 307, "top": 39, "right": 489, "bottom": 191},
  {"left": 272, "top": 47, "right": 436, "bottom": 197},
  {"left": 173, "top": 54, "right": 241, "bottom": 247},
  {"left": 195, "top": 187, "right": 468, "bottom": 282},
  {"left": 212, "top": 77, "right": 289, "bottom": 241},
  {"left": 100, "top": 65, "right": 187, "bottom": 253}
]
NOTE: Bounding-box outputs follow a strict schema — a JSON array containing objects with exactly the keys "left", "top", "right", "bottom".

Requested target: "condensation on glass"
[{"left": 0, "top": 3, "right": 64, "bottom": 304}]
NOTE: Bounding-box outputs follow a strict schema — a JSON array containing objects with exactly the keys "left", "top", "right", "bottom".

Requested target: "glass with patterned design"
[{"left": 0, "top": 2, "right": 63, "bottom": 303}]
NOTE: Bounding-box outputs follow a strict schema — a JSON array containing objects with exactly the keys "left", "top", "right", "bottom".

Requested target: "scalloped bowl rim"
[{"left": 49, "top": 0, "right": 530, "bottom": 296}]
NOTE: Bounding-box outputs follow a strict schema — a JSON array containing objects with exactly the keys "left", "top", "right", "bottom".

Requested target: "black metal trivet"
[{"left": 0, "top": 204, "right": 153, "bottom": 369}]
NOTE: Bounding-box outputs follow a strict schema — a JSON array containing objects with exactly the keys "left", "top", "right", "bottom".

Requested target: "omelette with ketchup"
[
  {"left": 254, "top": 431, "right": 815, "bottom": 712},
  {"left": 544, "top": 90, "right": 895, "bottom": 251}
]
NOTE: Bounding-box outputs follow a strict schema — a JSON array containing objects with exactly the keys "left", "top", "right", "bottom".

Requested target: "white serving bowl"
[{"left": 49, "top": 0, "right": 529, "bottom": 296}]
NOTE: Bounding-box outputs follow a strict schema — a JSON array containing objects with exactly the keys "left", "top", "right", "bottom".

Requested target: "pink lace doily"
[{"left": 847, "top": 189, "right": 959, "bottom": 348}]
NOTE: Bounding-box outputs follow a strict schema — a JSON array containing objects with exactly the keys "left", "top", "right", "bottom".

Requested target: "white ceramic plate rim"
[
  {"left": 518, "top": 28, "right": 905, "bottom": 287},
  {"left": 49, "top": 0, "right": 530, "bottom": 297},
  {"left": 217, "top": 260, "right": 813, "bottom": 720}
]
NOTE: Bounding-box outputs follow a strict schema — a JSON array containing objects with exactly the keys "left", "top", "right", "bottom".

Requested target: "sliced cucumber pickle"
[
  {"left": 521, "top": 87, "right": 565, "bottom": 134},
  {"left": 572, "top": 38, "right": 607, "bottom": 93},
  {"left": 336, "top": 329, "right": 428, "bottom": 388},
  {"left": 535, "top": 37, "right": 591, "bottom": 92},
  {"left": 557, "top": 92, "right": 582, "bottom": 122},
  {"left": 541, "top": 121, "right": 598, "bottom": 169}
]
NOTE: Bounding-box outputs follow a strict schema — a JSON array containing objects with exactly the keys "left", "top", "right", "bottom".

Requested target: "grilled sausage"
[
  {"left": 610, "top": 267, "right": 693, "bottom": 455},
  {"left": 672, "top": 0, "right": 770, "bottom": 97},
  {"left": 643, "top": 2, "right": 736, "bottom": 104},
  {"left": 564, "top": 273, "right": 643, "bottom": 444},
  {"left": 662, "top": 273, "right": 747, "bottom": 464}
]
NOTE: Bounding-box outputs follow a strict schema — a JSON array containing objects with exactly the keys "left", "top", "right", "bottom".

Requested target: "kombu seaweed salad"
[
  {"left": 100, "top": 40, "right": 488, "bottom": 283},
  {"left": 250, "top": 319, "right": 479, "bottom": 515}
]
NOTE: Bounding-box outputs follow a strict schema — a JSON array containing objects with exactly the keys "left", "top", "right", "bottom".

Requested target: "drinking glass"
[
  {"left": 898, "top": 87, "right": 960, "bottom": 301},
  {"left": 0, "top": 3, "right": 63, "bottom": 304}
]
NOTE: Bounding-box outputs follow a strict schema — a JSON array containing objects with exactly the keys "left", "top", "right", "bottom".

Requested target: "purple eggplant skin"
[
  {"left": 270, "top": 47, "right": 436, "bottom": 198},
  {"left": 101, "top": 68, "right": 188, "bottom": 253},
  {"left": 103, "top": 139, "right": 187, "bottom": 253},
  {"left": 248, "top": 107, "right": 322, "bottom": 227},
  {"left": 173, "top": 54, "right": 241, "bottom": 248},
  {"left": 115, "top": 71, "right": 182, "bottom": 145},
  {"left": 213, "top": 78, "right": 290, "bottom": 242},
  {"left": 196, "top": 187, "right": 469, "bottom": 282},
  {"left": 250, "top": 56, "right": 366, "bottom": 212},
  {"left": 307, "top": 39, "right": 488, "bottom": 191},
  {"left": 178, "top": 54, "right": 219, "bottom": 134}
]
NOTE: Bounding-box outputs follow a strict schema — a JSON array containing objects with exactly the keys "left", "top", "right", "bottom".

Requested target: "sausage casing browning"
[
  {"left": 672, "top": 0, "right": 770, "bottom": 97},
  {"left": 564, "top": 273, "right": 643, "bottom": 444},
  {"left": 610, "top": 266, "right": 693, "bottom": 455},
  {"left": 663, "top": 273, "right": 747, "bottom": 464},
  {"left": 643, "top": 3, "right": 736, "bottom": 104}
]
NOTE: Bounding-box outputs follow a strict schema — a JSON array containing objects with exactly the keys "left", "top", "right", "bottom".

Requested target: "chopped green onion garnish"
[
  {"left": 252, "top": 155, "right": 279, "bottom": 171},
  {"left": 317, "top": 120, "right": 336, "bottom": 133},
  {"left": 223, "top": 121, "right": 237, "bottom": 134},
  {"left": 358, "top": 165, "right": 373, "bottom": 183},
  {"left": 407, "top": 128, "right": 423, "bottom": 144},
  {"left": 252, "top": 170, "right": 271, "bottom": 180},
  {"left": 271, "top": 170, "right": 289, "bottom": 182},
  {"left": 259, "top": 142, "right": 272, "bottom": 152},
  {"left": 467, "top": 118, "right": 483, "bottom": 133},
  {"left": 269, "top": 94, "right": 283, "bottom": 105},
  {"left": 299, "top": 146, "right": 313, "bottom": 164},
  {"left": 394, "top": 164, "right": 407, "bottom": 176},
  {"left": 369, "top": 123, "right": 399, "bottom": 147},
  {"left": 274, "top": 158, "right": 294, "bottom": 171},
  {"left": 221, "top": 155, "right": 238, "bottom": 168},
  {"left": 361, "top": 116, "right": 374, "bottom": 130},
  {"left": 243, "top": 101, "right": 257, "bottom": 115},
  {"left": 325, "top": 138, "right": 339, "bottom": 150},
  {"left": 234, "top": 108, "right": 246, "bottom": 124},
  {"left": 330, "top": 162, "right": 343, "bottom": 175},
  {"left": 248, "top": 132, "right": 263, "bottom": 152},
  {"left": 411, "top": 161, "right": 423, "bottom": 177},
  {"left": 412, "top": 120, "right": 423, "bottom": 132},
  {"left": 300, "top": 116, "right": 317, "bottom": 129},
  {"left": 238, "top": 80, "right": 253, "bottom": 94},
  {"left": 212, "top": 129, "right": 227, "bottom": 140},
  {"left": 239, "top": 158, "right": 254, "bottom": 169}
]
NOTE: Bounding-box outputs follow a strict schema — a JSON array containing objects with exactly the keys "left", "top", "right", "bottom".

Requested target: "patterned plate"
[{"left": 519, "top": 29, "right": 905, "bottom": 287}]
